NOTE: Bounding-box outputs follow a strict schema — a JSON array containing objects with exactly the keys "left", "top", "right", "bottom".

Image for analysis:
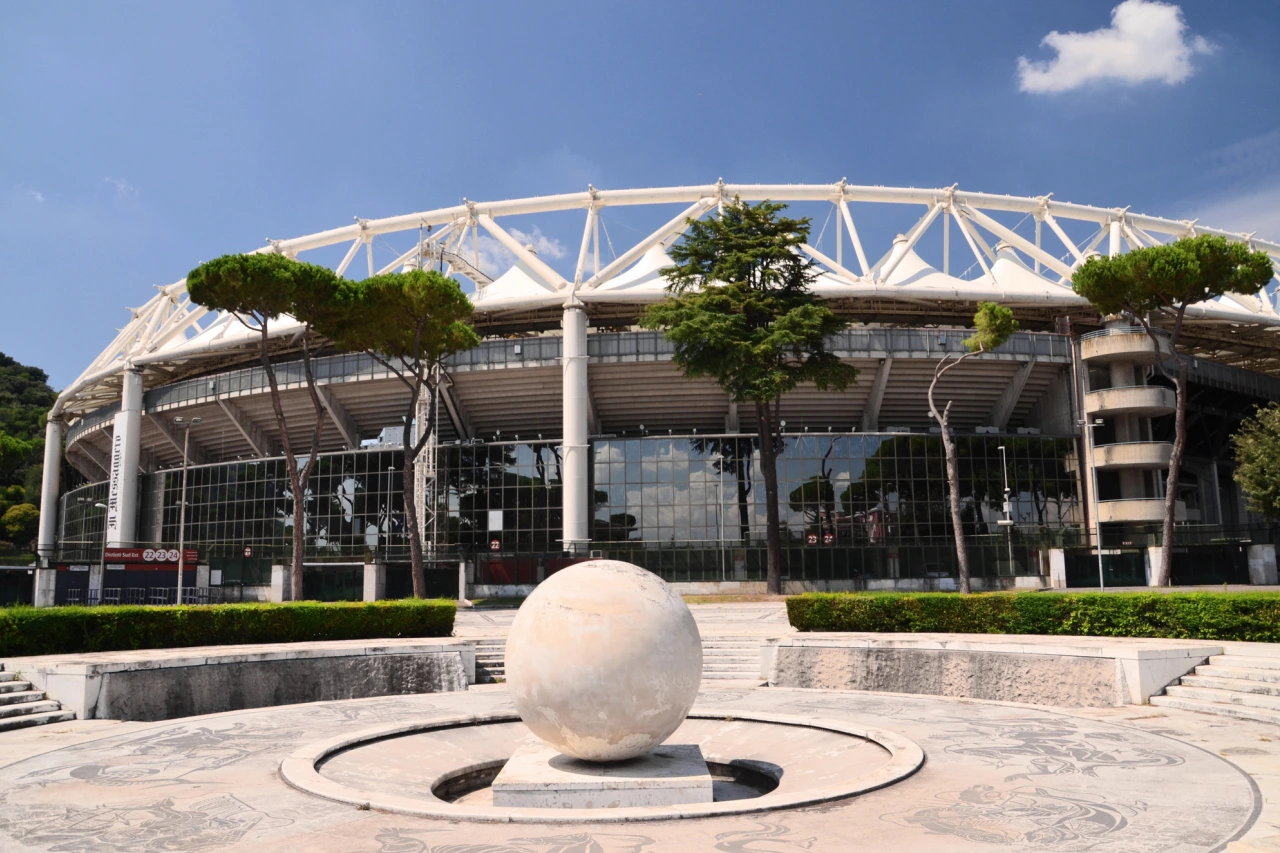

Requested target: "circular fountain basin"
[{"left": 281, "top": 709, "right": 923, "bottom": 823}]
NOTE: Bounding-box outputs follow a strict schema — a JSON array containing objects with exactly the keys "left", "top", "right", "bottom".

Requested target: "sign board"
[
  {"left": 106, "top": 563, "right": 126, "bottom": 571},
  {"left": 805, "top": 533, "right": 818, "bottom": 546},
  {"left": 822, "top": 532, "right": 835, "bottom": 545},
  {"left": 488, "top": 510, "right": 504, "bottom": 532},
  {"left": 243, "top": 546, "right": 252, "bottom": 558},
  {"left": 210, "top": 569, "right": 223, "bottom": 586},
  {"left": 103, "top": 548, "right": 198, "bottom": 563},
  {"left": 69, "top": 565, "right": 90, "bottom": 572},
  {"left": 489, "top": 538, "right": 501, "bottom": 551}
]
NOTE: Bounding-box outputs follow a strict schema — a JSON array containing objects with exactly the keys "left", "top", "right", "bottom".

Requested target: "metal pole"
[
  {"left": 177, "top": 426, "right": 189, "bottom": 606},
  {"left": 1086, "top": 420, "right": 1105, "bottom": 591},
  {"left": 999, "top": 445, "right": 1012, "bottom": 573}
]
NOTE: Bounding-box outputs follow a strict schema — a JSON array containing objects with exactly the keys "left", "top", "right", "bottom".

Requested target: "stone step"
[
  {"left": 1182, "top": 674, "right": 1280, "bottom": 696},
  {"left": 1217, "top": 645, "right": 1280, "bottom": 660},
  {"left": 1211, "top": 655, "right": 1280, "bottom": 671},
  {"left": 703, "top": 662, "right": 757, "bottom": 671},
  {"left": 1166, "top": 684, "right": 1280, "bottom": 711},
  {"left": 0, "top": 710, "right": 76, "bottom": 732},
  {"left": 0, "top": 671, "right": 21, "bottom": 682},
  {"left": 0, "top": 699, "right": 60, "bottom": 719},
  {"left": 0, "top": 690, "right": 45, "bottom": 706},
  {"left": 1150, "top": 694, "right": 1280, "bottom": 726},
  {"left": 0, "top": 680, "right": 33, "bottom": 694},
  {"left": 701, "top": 671, "right": 762, "bottom": 681},
  {"left": 702, "top": 648, "right": 759, "bottom": 655},
  {"left": 701, "top": 655, "right": 756, "bottom": 663},
  {"left": 1197, "top": 665, "right": 1280, "bottom": 684},
  {"left": 475, "top": 655, "right": 506, "bottom": 663}
]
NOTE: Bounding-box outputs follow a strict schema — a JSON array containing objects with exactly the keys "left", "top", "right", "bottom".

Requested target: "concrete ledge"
[
  {"left": 475, "top": 577, "right": 1048, "bottom": 598},
  {"left": 5, "top": 638, "right": 475, "bottom": 721},
  {"left": 764, "top": 633, "right": 1221, "bottom": 707}
]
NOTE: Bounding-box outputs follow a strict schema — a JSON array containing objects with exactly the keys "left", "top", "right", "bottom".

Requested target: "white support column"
[
  {"left": 36, "top": 415, "right": 64, "bottom": 565},
  {"left": 105, "top": 368, "right": 143, "bottom": 548},
  {"left": 861, "top": 358, "right": 893, "bottom": 432},
  {"left": 561, "top": 300, "right": 590, "bottom": 555},
  {"left": 1109, "top": 220, "right": 1122, "bottom": 257}
]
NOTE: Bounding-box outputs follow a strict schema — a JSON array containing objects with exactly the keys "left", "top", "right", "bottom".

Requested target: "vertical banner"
[{"left": 106, "top": 369, "right": 143, "bottom": 547}]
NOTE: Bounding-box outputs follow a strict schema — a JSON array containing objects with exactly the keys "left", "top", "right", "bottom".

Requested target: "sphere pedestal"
[{"left": 491, "top": 743, "right": 713, "bottom": 809}]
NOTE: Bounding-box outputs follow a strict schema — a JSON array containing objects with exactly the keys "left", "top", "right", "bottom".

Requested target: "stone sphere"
[{"left": 504, "top": 560, "right": 703, "bottom": 762}]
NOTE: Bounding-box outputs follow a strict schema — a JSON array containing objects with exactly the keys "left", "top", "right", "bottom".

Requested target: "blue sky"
[{"left": 4, "top": 0, "right": 1279, "bottom": 390}]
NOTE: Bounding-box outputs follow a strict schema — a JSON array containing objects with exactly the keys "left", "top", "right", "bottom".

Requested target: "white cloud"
[
  {"left": 1191, "top": 182, "right": 1280, "bottom": 245},
  {"left": 104, "top": 176, "right": 139, "bottom": 199},
  {"left": 470, "top": 225, "right": 567, "bottom": 278},
  {"left": 1017, "top": 0, "right": 1214, "bottom": 94},
  {"left": 25, "top": 189, "right": 44, "bottom": 203}
]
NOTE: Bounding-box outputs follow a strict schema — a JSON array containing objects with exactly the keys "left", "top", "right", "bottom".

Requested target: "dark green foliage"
[
  {"left": 0, "top": 352, "right": 57, "bottom": 443},
  {"left": 1233, "top": 402, "right": 1280, "bottom": 522},
  {"left": 1, "top": 503, "right": 39, "bottom": 549},
  {"left": 1072, "top": 234, "right": 1274, "bottom": 317},
  {"left": 0, "top": 352, "right": 56, "bottom": 497},
  {"left": 787, "top": 591, "right": 1280, "bottom": 642},
  {"left": 186, "top": 253, "right": 340, "bottom": 323},
  {"left": 0, "top": 599, "right": 456, "bottom": 657}
]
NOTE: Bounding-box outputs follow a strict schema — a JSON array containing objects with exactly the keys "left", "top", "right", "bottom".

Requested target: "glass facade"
[{"left": 58, "top": 433, "right": 1082, "bottom": 585}]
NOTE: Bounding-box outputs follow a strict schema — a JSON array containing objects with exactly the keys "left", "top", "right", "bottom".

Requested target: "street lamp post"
[
  {"left": 94, "top": 501, "right": 107, "bottom": 601},
  {"left": 996, "top": 446, "right": 1014, "bottom": 573},
  {"left": 174, "top": 416, "right": 201, "bottom": 606}
]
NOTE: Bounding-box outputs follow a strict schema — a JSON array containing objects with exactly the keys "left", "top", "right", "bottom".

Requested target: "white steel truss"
[{"left": 56, "top": 181, "right": 1280, "bottom": 419}]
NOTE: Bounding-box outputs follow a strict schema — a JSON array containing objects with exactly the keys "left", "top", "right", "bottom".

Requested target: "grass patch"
[{"left": 786, "top": 591, "right": 1280, "bottom": 642}]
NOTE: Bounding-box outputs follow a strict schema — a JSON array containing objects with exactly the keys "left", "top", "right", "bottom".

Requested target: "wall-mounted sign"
[
  {"left": 103, "top": 548, "right": 198, "bottom": 563},
  {"left": 106, "top": 564, "right": 126, "bottom": 571},
  {"left": 805, "top": 533, "right": 818, "bottom": 546},
  {"left": 490, "top": 539, "right": 501, "bottom": 551},
  {"left": 488, "top": 510, "right": 504, "bottom": 532},
  {"left": 69, "top": 565, "right": 89, "bottom": 572},
  {"left": 243, "top": 546, "right": 253, "bottom": 558},
  {"left": 822, "top": 533, "right": 835, "bottom": 545}
]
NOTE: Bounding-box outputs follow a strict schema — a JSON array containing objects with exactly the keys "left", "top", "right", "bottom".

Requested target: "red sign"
[
  {"left": 805, "top": 533, "right": 818, "bottom": 546},
  {"left": 244, "top": 546, "right": 253, "bottom": 558},
  {"left": 823, "top": 532, "right": 835, "bottom": 545},
  {"left": 103, "top": 548, "right": 198, "bottom": 564},
  {"left": 490, "top": 539, "right": 501, "bottom": 551}
]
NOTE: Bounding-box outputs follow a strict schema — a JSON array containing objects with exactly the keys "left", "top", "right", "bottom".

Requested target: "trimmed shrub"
[
  {"left": 0, "top": 599, "right": 456, "bottom": 658},
  {"left": 786, "top": 592, "right": 1280, "bottom": 643}
]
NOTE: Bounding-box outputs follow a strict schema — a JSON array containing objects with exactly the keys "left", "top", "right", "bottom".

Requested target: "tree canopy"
[
  {"left": 321, "top": 269, "right": 480, "bottom": 367},
  {"left": 1072, "top": 234, "right": 1274, "bottom": 321},
  {"left": 640, "top": 197, "right": 857, "bottom": 593},
  {"left": 1233, "top": 402, "right": 1280, "bottom": 523},
  {"left": 186, "top": 253, "right": 341, "bottom": 325}
]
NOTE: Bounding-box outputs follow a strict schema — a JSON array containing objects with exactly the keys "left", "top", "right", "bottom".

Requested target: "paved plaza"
[{"left": 0, "top": 679, "right": 1276, "bottom": 852}]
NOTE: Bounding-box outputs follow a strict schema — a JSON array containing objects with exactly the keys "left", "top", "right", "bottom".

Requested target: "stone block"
[{"left": 491, "top": 743, "right": 713, "bottom": 809}]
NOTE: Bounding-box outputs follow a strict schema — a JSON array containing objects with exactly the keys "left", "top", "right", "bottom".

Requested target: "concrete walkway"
[{"left": 0, "top": 683, "right": 1274, "bottom": 851}]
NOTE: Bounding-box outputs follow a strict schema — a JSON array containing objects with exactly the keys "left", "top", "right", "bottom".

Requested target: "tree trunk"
[
  {"left": 755, "top": 402, "right": 782, "bottom": 594},
  {"left": 255, "top": 322, "right": 307, "bottom": 601},
  {"left": 938, "top": 405, "right": 971, "bottom": 594},
  {"left": 403, "top": 450, "right": 425, "bottom": 597},
  {"left": 735, "top": 454, "right": 751, "bottom": 541},
  {"left": 1157, "top": 357, "right": 1188, "bottom": 586},
  {"left": 928, "top": 354, "right": 975, "bottom": 594},
  {"left": 295, "top": 334, "right": 327, "bottom": 603}
]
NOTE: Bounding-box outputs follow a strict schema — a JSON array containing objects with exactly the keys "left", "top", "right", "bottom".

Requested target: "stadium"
[{"left": 32, "top": 181, "right": 1280, "bottom": 604}]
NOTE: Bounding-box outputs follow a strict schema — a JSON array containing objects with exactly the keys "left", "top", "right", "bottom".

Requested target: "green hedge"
[
  {"left": 0, "top": 599, "right": 456, "bottom": 658},
  {"left": 786, "top": 592, "right": 1280, "bottom": 642}
]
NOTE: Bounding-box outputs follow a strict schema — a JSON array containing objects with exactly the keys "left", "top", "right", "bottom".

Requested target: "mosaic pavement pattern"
[{"left": 0, "top": 686, "right": 1260, "bottom": 852}]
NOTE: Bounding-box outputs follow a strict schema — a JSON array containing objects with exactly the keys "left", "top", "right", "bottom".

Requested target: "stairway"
[
  {"left": 474, "top": 639, "right": 506, "bottom": 684},
  {"left": 1151, "top": 649, "right": 1280, "bottom": 725},
  {"left": 701, "top": 637, "right": 763, "bottom": 682},
  {"left": 469, "top": 637, "right": 763, "bottom": 685},
  {"left": 0, "top": 668, "right": 75, "bottom": 732}
]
